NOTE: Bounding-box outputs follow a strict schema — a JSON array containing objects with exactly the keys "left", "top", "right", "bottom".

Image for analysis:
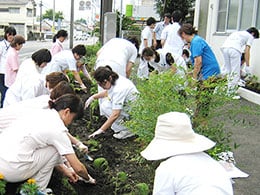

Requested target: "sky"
[{"left": 35, "top": 0, "right": 137, "bottom": 22}]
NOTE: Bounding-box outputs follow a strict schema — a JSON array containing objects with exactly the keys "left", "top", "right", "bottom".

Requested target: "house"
[
  {"left": 0, "top": 0, "right": 36, "bottom": 40},
  {"left": 194, "top": 0, "right": 260, "bottom": 79}
]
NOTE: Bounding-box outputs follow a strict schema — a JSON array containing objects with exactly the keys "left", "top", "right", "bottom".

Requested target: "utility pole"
[
  {"left": 100, "top": 0, "right": 113, "bottom": 45},
  {"left": 39, "top": 0, "right": 43, "bottom": 40},
  {"left": 69, "top": 0, "right": 74, "bottom": 49},
  {"left": 52, "top": 0, "right": 55, "bottom": 34}
]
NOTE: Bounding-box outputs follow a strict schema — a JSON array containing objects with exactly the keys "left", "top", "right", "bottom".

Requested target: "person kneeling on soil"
[
  {"left": 141, "top": 112, "right": 233, "bottom": 194},
  {"left": 85, "top": 66, "right": 139, "bottom": 139},
  {"left": 0, "top": 94, "right": 96, "bottom": 194}
]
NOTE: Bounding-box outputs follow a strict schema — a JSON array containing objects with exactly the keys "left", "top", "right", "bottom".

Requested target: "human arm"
[
  {"left": 88, "top": 109, "right": 121, "bottom": 138},
  {"left": 80, "top": 64, "right": 92, "bottom": 81},
  {"left": 55, "top": 163, "right": 79, "bottom": 183},
  {"left": 65, "top": 153, "right": 96, "bottom": 184},
  {"left": 71, "top": 70, "right": 86, "bottom": 90},
  {"left": 193, "top": 56, "right": 202, "bottom": 80},
  {"left": 143, "top": 39, "right": 148, "bottom": 48},
  {"left": 126, "top": 61, "right": 134, "bottom": 78},
  {"left": 244, "top": 45, "right": 251, "bottom": 67},
  {"left": 153, "top": 32, "right": 157, "bottom": 48},
  {"left": 67, "top": 132, "right": 88, "bottom": 153},
  {"left": 84, "top": 90, "right": 108, "bottom": 108}
]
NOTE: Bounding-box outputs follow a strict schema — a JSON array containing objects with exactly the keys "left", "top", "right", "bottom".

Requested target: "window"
[
  {"left": 9, "top": 7, "right": 20, "bottom": 14},
  {"left": 217, "top": 0, "right": 260, "bottom": 32},
  {"left": 27, "top": 8, "right": 33, "bottom": 17}
]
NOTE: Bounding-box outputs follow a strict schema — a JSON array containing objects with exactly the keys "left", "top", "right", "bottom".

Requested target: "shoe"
[
  {"left": 238, "top": 79, "right": 245, "bottom": 87},
  {"left": 113, "top": 130, "right": 134, "bottom": 139}
]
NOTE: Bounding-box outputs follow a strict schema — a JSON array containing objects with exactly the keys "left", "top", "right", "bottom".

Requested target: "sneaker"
[{"left": 113, "top": 130, "right": 134, "bottom": 139}]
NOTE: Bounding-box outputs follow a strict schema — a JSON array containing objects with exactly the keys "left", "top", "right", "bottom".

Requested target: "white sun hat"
[{"left": 141, "top": 112, "right": 216, "bottom": 160}]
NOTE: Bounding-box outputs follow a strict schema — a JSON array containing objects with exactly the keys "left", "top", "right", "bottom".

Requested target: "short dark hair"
[
  {"left": 126, "top": 36, "right": 139, "bottom": 51},
  {"left": 32, "top": 49, "right": 52, "bottom": 66},
  {"left": 164, "top": 13, "right": 171, "bottom": 19},
  {"left": 72, "top": 44, "right": 86, "bottom": 56},
  {"left": 146, "top": 17, "right": 156, "bottom": 26},
  {"left": 93, "top": 66, "right": 119, "bottom": 86},
  {"left": 247, "top": 27, "right": 259, "bottom": 39},
  {"left": 178, "top": 23, "right": 198, "bottom": 36},
  {"left": 53, "top": 29, "right": 68, "bottom": 42},
  {"left": 172, "top": 10, "right": 183, "bottom": 23},
  {"left": 4, "top": 26, "right": 17, "bottom": 39}
]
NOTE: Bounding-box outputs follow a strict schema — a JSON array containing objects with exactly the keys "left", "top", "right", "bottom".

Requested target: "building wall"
[
  {"left": 198, "top": 0, "right": 260, "bottom": 79},
  {"left": 0, "top": 1, "right": 35, "bottom": 39}
]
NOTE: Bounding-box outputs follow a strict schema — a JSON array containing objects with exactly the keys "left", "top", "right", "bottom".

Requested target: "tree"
[
  {"left": 154, "top": 0, "right": 195, "bottom": 22},
  {"left": 42, "top": 9, "right": 64, "bottom": 22}
]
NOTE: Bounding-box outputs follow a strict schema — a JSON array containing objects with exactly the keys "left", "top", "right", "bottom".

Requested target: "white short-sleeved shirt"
[
  {"left": 42, "top": 50, "right": 76, "bottom": 75},
  {"left": 153, "top": 152, "right": 233, "bottom": 195},
  {"left": 95, "top": 38, "right": 137, "bottom": 77},
  {"left": 160, "top": 23, "right": 184, "bottom": 56},
  {"left": 51, "top": 39, "right": 63, "bottom": 56},
  {"left": 3, "top": 58, "right": 47, "bottom": 107},
  {"left": 100, "top": 76, "right": 138, "bottom": 116},
  {"left": 151, "top": 49, "right": 187, "bottom": 75},
  {"left": 139, "top": 26, "right": 153, "bottom": 54},
  {"left": 0, "top": 39, "right": 10, "bottom": 74},
  {"left": 0, "top": 109, "right": 74, "bottom": 164},
  {"left": 221, "top": 31, "right": 254, "bottom": 53}
]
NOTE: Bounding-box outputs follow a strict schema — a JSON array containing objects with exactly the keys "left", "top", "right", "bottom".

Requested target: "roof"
[{"left": 0, "top": 0, "right": 33, "bottom": 5}]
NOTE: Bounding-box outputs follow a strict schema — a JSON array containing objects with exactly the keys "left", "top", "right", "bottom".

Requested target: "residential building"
[
  {"left": 0, "top": 0, "right": 36, "bottom": 40},
  {"left": 194, "top": 0, "right": 260, "bottom": 78}
]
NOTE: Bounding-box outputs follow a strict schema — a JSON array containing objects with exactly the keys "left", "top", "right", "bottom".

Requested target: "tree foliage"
[
  {"left": 154, "top": 0, "right": 195, "bottom": 21},
  {"left": 42, "top": 9, "right": 64, "bottom": 22}
]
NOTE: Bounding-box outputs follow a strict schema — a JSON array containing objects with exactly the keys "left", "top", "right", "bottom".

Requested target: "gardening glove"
[
  {"left": 84, "top": 96, "right": 95, "bottom": 109},
  {"left": 76, "top": 141, "right": 88, "bottom": 153},
  {"left": 244, "top": 66, "right": 252, "bottom": 75},
  {"left": 81, "top": 174, "right": 96, "bottom": 184},
  {"left": 88, "top": 128, "right": 105, "bottom": 138},
  {"left": 80, "top": 83, "right": 87, "bottom": 92}
]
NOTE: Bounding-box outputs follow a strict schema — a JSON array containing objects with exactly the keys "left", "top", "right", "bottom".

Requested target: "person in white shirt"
[
  {"left": 137, "top": 17, "right": 157, "bottom": 78},
  {"left": 221, "top": 27, "right": 259, "bottom": 91},
  {"left": 153, "top": 13, "right": 171, "bottom": 49},
  {"left": 0, "top": 26, "right": 16, "bottom": 107},
  {"left": 85, "top": 66, "right": 139, "bottom": 140},
  {"left": 0, "top": 94, "right": 95, "bottom": 194},
  {"left": 140, "top": 47, "right": 187, "bottom": 77},
  {"left": 95, "top": 37, "right": 139, "bottom": 78},
  {"left": 51, "top": 29, "right": 68, "bottom": 56},
  {"left": 161, "top": 10, "right": 184, "bottom": 56},
  {"left": 141, "top": 112, "right": 234, "bottom": 195},
  {"left": 3, "top": 49, "right": 51, "bottom": 107},
  {"left": 42, "top": 44, "right": 91, "bottom": 91}
]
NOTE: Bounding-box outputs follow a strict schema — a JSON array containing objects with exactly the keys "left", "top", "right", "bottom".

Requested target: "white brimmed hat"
[{"left": 141, "top": 112, "right": 216, "bottom": 160}]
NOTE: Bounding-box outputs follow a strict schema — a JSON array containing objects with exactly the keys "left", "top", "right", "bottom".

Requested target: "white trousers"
[
  {"left": 221, "top": 48, "right": 241, "bottom": 90},
  {"left": 100, "top": 99, "right": 129, "bottom": 133},
  {"left": 0, "top": 146, "right": 62, "bottom": 191}
]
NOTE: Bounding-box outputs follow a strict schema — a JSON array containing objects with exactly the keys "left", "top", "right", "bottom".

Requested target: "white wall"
[{"left": 202, "top": 0, "right": 260, "bottom": 79}]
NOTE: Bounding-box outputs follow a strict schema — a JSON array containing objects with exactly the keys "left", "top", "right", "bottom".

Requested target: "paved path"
[{"left": 221, "top": 98, "right": 260, "bottom": 194}]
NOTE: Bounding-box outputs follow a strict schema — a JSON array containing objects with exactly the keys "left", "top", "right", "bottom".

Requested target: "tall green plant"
[{"left": 125, "top": 71, "right": 234, "bottom": 159}]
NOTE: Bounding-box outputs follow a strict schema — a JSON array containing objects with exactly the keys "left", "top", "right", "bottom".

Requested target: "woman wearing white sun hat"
[{"left": 141, "top": 112, "right": 233, "bottom": 195}]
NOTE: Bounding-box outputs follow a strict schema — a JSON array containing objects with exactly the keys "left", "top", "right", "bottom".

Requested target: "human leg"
[{"left": 0, "top": 74, "right": 8, "bottom": 108}]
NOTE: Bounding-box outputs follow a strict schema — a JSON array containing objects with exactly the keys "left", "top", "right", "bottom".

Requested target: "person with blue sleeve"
[{"left": 178, "top": 23, "right": 221, "bottom": 126}]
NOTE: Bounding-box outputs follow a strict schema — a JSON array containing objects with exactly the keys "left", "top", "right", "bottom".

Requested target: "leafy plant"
[
  {"left": 132, "top": 183, "right": 150, "bottom": 195},
  {"left": 112, "top": 171, "right": 129, "bottom": 195},
  {"left": 0, "top": 173, "right": 6, "bottom": 195},
  {"left": 93, "top": 157, "right": 109, "bottom": 172},
  {"left": 125, "top": 70, "right": 234, "bottom": 158},
  {"left": 19, "top": 178, "right": 39, "bottom": 195}
]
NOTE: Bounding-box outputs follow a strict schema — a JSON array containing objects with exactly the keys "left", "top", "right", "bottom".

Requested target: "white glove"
[
  {"left": 244, "top": 66, "right": 252, "bottom": 75},
  {"left": 80, "top": 83, "right": 87, "bottom": 91},
  {"left": 88, "top": 129, "right": 104, "bottom": 138},
  {"left": 80, "top": 174, "right": 96, "bottom": 184},
  {"left": 84, "top": 96, "right": 94, "bottom": 109},
  {"left": 76, "top": 141, "right": 88, "bottom": 153}
]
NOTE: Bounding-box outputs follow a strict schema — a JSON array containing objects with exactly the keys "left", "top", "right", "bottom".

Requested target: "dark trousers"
[
  {"left": 0, "top": 74, "right": 8, "bottom": 108},
  {"left": 155, "top": 40, "right": 162, "bottom": 50}
]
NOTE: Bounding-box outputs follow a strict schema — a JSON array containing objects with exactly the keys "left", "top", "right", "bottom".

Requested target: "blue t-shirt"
[{"left": 190, "top": 35, "right": 220, "bottom": 80}]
